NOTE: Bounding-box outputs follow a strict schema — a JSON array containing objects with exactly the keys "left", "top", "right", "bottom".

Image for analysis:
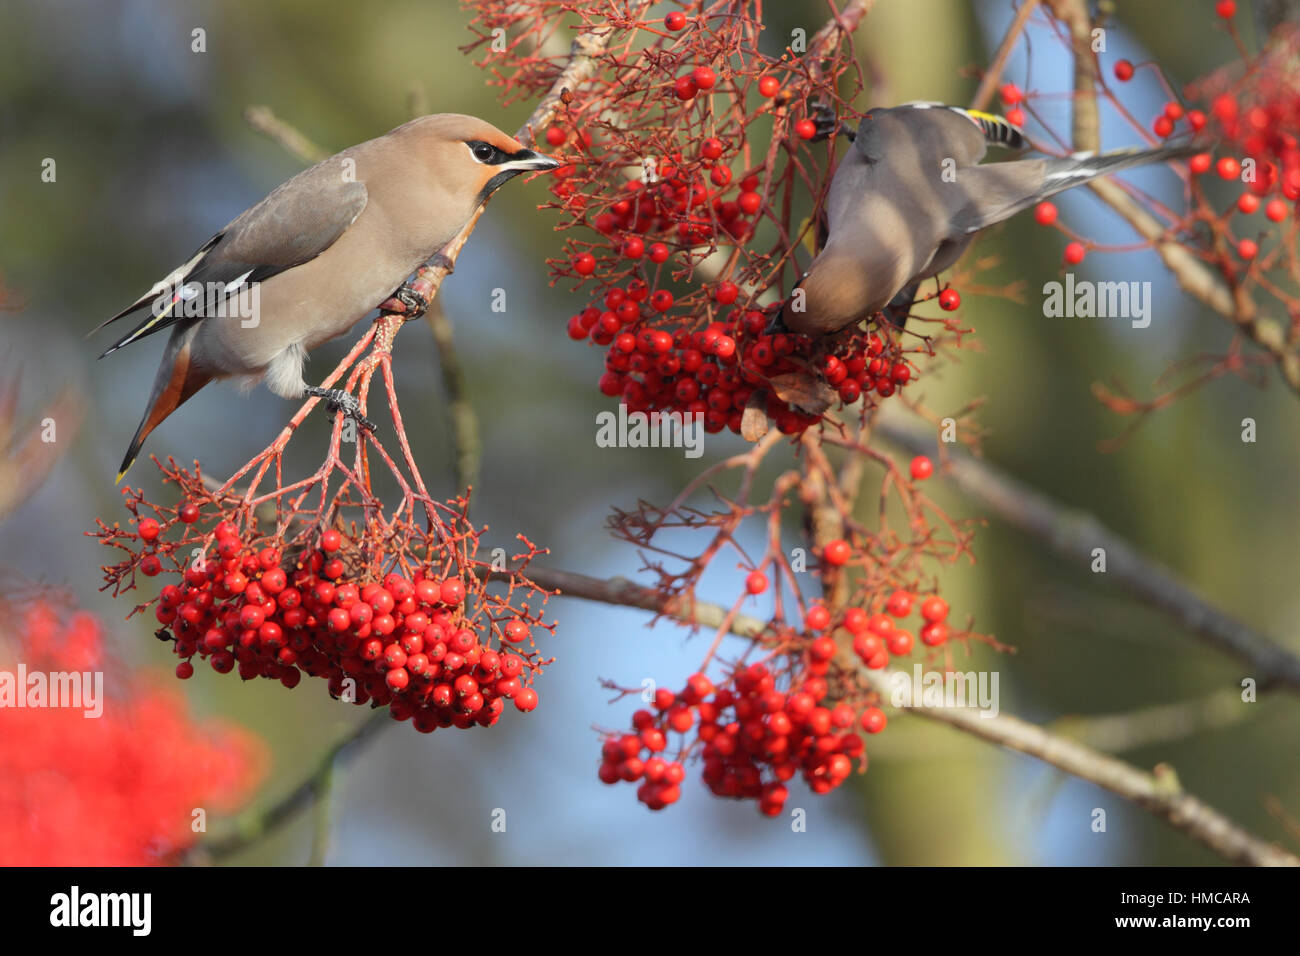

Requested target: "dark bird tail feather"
[{"left": 959, "top": 141, "right": 1200, "bottom": 234}]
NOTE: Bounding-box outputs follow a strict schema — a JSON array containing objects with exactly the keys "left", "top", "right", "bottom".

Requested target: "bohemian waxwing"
[
  {"left": 781, "top": 102, "right": 1196, "bottom": 335},
  {"left": 97, "top": 113, "right": 559, "bottom": 480}
]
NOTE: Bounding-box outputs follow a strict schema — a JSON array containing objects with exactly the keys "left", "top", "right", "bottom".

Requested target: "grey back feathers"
[{"left": 782, "top": 102, "right": 1194, "bottom": 336}]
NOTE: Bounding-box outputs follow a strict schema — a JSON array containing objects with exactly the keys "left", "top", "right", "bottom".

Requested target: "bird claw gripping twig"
[
  {"left": 387, "top": 283, "right": 431, "bottom": 318},
  {"left": 303, "top": 385, "right": 376, "bottom": 431},
  {"left": 807, "top": 99, "right": 855, "bottom": 143}
]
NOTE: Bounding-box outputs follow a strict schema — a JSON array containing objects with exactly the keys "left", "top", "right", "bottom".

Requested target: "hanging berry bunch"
[
  {"left": 593, "top": 434, "right": 991, "bottom": 815},
  {"left": 465, "top": 0, "right": 966, "bottom": 439},
  {"left": 0, "top": 597, "right": 264, "bottom": 864},
  {"left": 91, "top": 316, "right": 556, "bottom": 734}
]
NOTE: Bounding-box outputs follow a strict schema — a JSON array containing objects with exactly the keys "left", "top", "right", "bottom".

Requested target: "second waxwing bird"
[
  {"left": 96, "top": 113, "right": 559, "bottom": 481},
  {"left": 781, "top": 102, "right": 1197, "bottom": 336}
]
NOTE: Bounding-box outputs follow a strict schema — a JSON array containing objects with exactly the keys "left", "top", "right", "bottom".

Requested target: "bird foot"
[
  {"left": 304, "top": 386, "right": 376, "bottom": 431},
  {"left": 382, "top": 283, "right": 430, "bottom": 318},
  {"left": 807, "top": 100, "right": 854, "bottom": 143}
]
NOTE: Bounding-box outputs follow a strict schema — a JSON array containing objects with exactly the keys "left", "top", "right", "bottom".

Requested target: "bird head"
[{"left": 399, "top": 114, "right": 560, "bottom": 205}]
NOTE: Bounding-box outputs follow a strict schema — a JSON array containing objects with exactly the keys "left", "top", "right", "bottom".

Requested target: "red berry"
[
  {"left": 886, "top": 590, "right": 913, "bottom": 617},
  {"left": 664, "top": 11, "right": 687, "bottom": 30},
  {"left": 439, "top": 579, "right": 466, "bottom": 606},
  {"left": 1216, "top": 157, "right": 1241, "bottom": 180},
  {"left": 1005, "top": 107, "right": 1025, "bottom": 127},
  {"left": 860, "top": 706, "right": 887, "bottom": 734},
  {"left": 1265, "top": 199, "right": 1289, "bottom": 222},
  {"left": 745, "top": 570, "right": 768, "bottom": 595},
  {"left": 794, "top": 118, "right": 817, "bottom": 140},
  {"left": 909, "top": 455, "right": 933, "bottom": 480},
  {"left": 1063, "top": 242, "right": 1086, "bottom": 265},
  {"left": 622, "top": 236, "right": 644, "bottom": 259},
  {"left": 999, "top": 83, "right": 1023, "bottom": 105},
  {"left": 700, "top": 137, "right": 724, "bottom": 160},
  {"left": 806, "top": 605, "right": 831, "bottom": 631},
  {"left": 178, "top": 501, "right": 200, "bottom": 523},
  {"left": 920, "top": 622, "right": 949, "bottom": 647},
  {"left": 139, "top": 555, "right": 162, "bottom": 577},
  {"left": 673, "top": 76, "right": 698, "bottom": 100},
  {"left": 886, "top": 630, "right": 914, "bottom": 656},
  {"left": 137, "top": 518, "right": 161, "bottom": 542},
  {"left": 1153, "top": 115, "right": 1173, "bottom": 138},
  {"left": 1215, "top": 0, "right": 1236, "bottom": 18},
  {"left": 822, "top": 539, "right": 851, "bottom": 566},
  {"left": 574, "top": 252, "right": 597, "bottom": 275},
  {"left": 1237, "top": 238, "right": 1258, "bottom": 259},
  {"left": 921, "top": 595, "right": 949, "bottom": 623},
  {"left": 545, "top": 125, "right": 566, "bottom": 147},
  {"left": 514, "top": 687, "right": 539, "bottom": 712},
  {"left": 1189, "top": 153, "right": 1212, "bottom": 176},
  {"left": 691, "top": 66, "right": 716, "bottom": 90},
  {"left": 758, "top": 76, "right": 780, "bottom": 98},
  {"left": 1114, "top": 59, "right": 1134, "bottom": 82},
  {"left": 1034, "top": 201, "right": 1058, "bottom": 226},
  {"left": 937, "top": 288, "right": 960, "bottom": 311},
  {"left": 320, "top": 529, "right": 342, "bottom": 552}
]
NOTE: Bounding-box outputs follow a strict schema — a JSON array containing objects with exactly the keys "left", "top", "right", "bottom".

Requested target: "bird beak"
[{"left": 503, "top": 148, "right": 561, "bottom": 172}]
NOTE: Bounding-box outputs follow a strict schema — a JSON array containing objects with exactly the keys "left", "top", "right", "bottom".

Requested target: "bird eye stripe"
[{"left": 466, "top": 140, "right": 515, "bottom": 165}]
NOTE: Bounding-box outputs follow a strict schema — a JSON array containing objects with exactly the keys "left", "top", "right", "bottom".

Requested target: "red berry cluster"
[
  {"left": 145, "top": 518, "right": 545, "bottom": 733},
  {"left": 807, "top": 586, "right": 953, "bottom": 671},
  {"left": 599, "top": 663, "right": 889, "bottom": 817},
  {"left": 575, "top": 288, "right": 917, "bottom": 435},
  {"left": 499, "top": 4, "right": 938, "bottom": 439},
  {"left": 0, "top": 600, "right": 263, "bottom": 864},
  {"left": 599, "top": 580, "right": 956, "bottom": 815}
]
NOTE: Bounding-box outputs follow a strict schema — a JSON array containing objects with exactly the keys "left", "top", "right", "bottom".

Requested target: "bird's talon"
[
  {"left": 304, "top": 386, "right": 376, "bottom": 431},
  {"left": 393, "top": 284, "right": 430, "bottom": 318},
  {"left": 806, "top": 100, "right": 851, "bottom": 143}
]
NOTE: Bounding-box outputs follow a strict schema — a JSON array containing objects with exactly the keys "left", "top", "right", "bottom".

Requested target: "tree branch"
[
  {"left": 507, "top": 564, "right": 1297, "bottom": 867},
  {"left": 874, "top": 411, "right": 1300, "bottom": 693}
]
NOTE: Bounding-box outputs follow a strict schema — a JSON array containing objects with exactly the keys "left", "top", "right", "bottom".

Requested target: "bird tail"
[
  {"left": 1040, "top": 141, "right": 1201, "bottom": 194},
  {"left": 958, "top": 141, "right": 1200, "bottom": 234},
  {"left": 116, "top": 330, "right": 210, "bottom": 483}
]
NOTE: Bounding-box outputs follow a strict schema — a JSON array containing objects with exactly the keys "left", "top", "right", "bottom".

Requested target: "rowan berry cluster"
[
  {"left": 600, "top": 583, "right": 957, "bottom": 816},
  {"left": 469, "top": 1, "right": 946, "bottom": 439},
  {"left": 0, "top": 599, "right": 263, "bottom": 864},
  {"left": 93, "top": 464, "right": 554, "bottom": 733}
]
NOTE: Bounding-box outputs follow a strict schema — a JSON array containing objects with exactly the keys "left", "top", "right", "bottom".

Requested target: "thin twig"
[
  {"left": 193, "top": 710, "right": 391, "bottom": 863},
  {"left": 971, "top": 0, "right": 1041, "bottom": 111}
]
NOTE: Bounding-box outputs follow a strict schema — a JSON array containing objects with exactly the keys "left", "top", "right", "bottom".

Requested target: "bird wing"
[
  {"left": 854, "top": 103, "right": 995, "bottom": 168},
  {"left": 97, "top": 157, "right": 368, "bottom": 357}
]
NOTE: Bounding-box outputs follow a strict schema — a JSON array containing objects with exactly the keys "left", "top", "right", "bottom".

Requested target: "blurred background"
[{"left": 0, "top": 0, "right": 1296, "bottom": 865}]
